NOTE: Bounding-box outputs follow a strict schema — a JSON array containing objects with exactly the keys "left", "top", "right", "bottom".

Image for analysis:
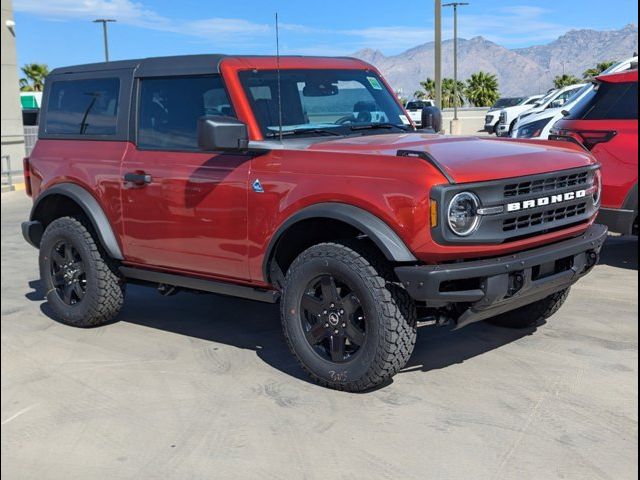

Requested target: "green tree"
[
  {"left": 553, "top": 74, "right": 581, "bottom": 89},
  {"left": 19, "top": 63, "right": 49, "bottom": 92},
  {"left": 465, "top": 71, "right": 500, "bottom": 107},
  {"left": 582, "top": 60, "right": 617, "bottom": 79},
  {"left": 441, "top": 78, "right": 465, "bottom": 108},
  {"left": 414, "top": 78, "right": 436, "bottom": 100}
]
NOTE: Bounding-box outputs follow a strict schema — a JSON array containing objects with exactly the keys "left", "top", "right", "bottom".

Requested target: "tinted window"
[
  {"left": 407, "top": 101, "right": 427, "bottom": 109},
  {"left": 566, "top": 81, "right": 638, "bottom": 120},
  {"left": 138, "top": 75, "right": 234, "bottom": 149},
  {"left": 492, "top": 97, "right": 525, "bottom": 108},
  {"left": 45, "top": 78, "right": 119, "bottom": 135}
]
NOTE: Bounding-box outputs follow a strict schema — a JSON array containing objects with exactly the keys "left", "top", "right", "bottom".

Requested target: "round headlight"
[
  {"left": 447, "top": 192, "right": 481, "bottom": 236},
  {"left": 593, "top": 170, "right": 602, "bottom": 205}
]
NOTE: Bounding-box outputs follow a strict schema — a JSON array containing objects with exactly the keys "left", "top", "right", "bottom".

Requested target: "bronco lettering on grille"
[{"left": 507, "top": 189, "right": 587, "bottom": 212}]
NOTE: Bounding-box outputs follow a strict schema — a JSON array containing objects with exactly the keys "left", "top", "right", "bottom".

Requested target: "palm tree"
[
  {"left": 414, "top": 78, "right": 436, "bottom": 100},
  {"left": 20, "top": 63, "right": 49, "bottom": 92},
  {"left": 553, "top": 74, "right": 581, "bottom": 89},
  {"left": 465, "top": 71, "right": 500, "bottom": 107},
  {"left": 582, "top": 61, "right": 617, "bottom": 79},
  {"left": 441, "top": 78, "right": 465, "bottom": 108}
]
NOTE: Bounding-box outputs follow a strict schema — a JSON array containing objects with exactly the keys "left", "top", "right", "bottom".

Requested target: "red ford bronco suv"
[{"left": 22, "top": 55, "right": 606, "bottom": 391}]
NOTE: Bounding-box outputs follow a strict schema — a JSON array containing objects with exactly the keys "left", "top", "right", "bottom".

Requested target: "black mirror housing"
[
  {"left": 197, "top": 116, "right": 249, "bottom": 151},
  {"left": 420, "top": 106, "right": 443, "bottom": 133}
]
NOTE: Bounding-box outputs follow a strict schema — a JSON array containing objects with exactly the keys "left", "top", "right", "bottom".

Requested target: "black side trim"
[
  {"left": 30, "top": 183, "right": 124, "bottom": 260},
  {"left": 396, "top": 149, "right": 455, "bottom": 184},
  {"left": 120, "top": 267, "right": 279, "bottom": 303},
  {"left": 263, "top": 203, "right": 417, "bottom": 281}
]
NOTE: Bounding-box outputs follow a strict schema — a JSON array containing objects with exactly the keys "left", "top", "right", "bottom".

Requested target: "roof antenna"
[{"left": 275, "top": 12, "right": 283, "bottom": 142}]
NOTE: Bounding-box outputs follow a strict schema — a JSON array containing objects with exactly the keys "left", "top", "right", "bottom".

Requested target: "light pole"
[
  {"left": 434, "top": 0, "right": 442, "bottom": 109},
  {"left": 442, "top": 2, "right": 468, "bottom": 121},
  {"left": 93, "top": 19, "right": 116, "bottom": 62}
]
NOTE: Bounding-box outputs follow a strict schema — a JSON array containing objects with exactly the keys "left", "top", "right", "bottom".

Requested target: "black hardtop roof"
[
  {"left": 49, "top": 54, "right": 227, "bottom": 77},
  {"left": 48, "top": 54, "right": 360, "bottom": 78}
]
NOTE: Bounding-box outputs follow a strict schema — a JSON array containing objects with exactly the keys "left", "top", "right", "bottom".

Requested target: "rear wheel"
[
  {"left": 485, "top": 288, "right": 570, "bottom": 329},
  {"left": 39, "top": 216, "right": 124, "bottom": 327},
  {"left": 280, "top": 242, "right": 417, "bottom": 392}
]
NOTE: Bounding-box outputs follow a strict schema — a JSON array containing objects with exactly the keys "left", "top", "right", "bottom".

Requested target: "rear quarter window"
[
  {"left": 45, "top": 78, "right": 120, "bottom": 135},
  {"left": 567, "top": 81, "right": 638, "bottom": 120}
]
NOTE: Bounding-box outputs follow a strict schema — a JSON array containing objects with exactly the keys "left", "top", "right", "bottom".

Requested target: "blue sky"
[{"left": 12, "top": 0, "right": 638, "bottom": 69}]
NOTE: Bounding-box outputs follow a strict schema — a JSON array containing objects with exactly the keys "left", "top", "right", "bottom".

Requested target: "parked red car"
[
  {"left": 22, "top": 55, "right": 606, "bottom": 391},
  {"left": 551, "top": 69, "right": 638, "bottom": 235}
]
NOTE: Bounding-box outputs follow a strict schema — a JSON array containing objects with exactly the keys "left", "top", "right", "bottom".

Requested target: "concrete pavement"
[{"left": 1, "top": 191, "right": 637, "bottom": 480}]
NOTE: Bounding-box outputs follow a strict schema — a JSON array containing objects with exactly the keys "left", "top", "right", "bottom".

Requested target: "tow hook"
[{"left": 586, "top": 250, "right": 598, "bottom": 268}]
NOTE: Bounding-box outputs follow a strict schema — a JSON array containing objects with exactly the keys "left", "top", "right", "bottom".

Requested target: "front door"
[{"left": 120, "top": 74, "right": 250, "bottom": 281}]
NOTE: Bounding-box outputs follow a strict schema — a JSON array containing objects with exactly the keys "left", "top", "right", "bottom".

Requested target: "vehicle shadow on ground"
[
  {"left": 599, "top": 235, "right": 638, "bottom": 270},
  {"left": 26, "top": 279, "right": 535, "bottom": 389}
]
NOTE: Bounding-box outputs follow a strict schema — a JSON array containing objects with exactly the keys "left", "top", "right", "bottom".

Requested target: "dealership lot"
[{"left": 1, "top": 191, "right": 637, "bottom": 479}]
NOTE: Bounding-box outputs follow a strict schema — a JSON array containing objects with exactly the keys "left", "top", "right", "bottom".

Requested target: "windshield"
[
  {"left": 492, "top": 97, "right": 525, "bottom": 109},
  {"left": 535, "top": 90, "right": 557, "bottom": 106},
  {"left": 239, "top": 69, "right": 410, "bottom": 138}
]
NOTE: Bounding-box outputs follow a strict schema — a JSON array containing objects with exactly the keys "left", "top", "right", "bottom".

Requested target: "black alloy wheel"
[
  {"left": 300, "top": 274, "right": 366, "bottom": 363},
  {"left": 50, "top": 240, "right": 87, "bottom": 306}
]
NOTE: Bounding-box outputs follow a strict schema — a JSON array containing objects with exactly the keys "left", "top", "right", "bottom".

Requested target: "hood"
[
  {"left": 517, "top": 108, "right": 561, "bottom": 126},
  {"left": 501, "top": 104, "right": 535, "bottom": 115},
  {"left": 304, "top": 133, "right": 596, "bottom": 184}
]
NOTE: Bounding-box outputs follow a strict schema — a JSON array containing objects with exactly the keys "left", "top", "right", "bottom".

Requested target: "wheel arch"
[
  {"left": 30, "top": 183, "right": 124, "bottom": 260},
  {"left": 263, "top": 203, "right": 416, "bottom": 284}
]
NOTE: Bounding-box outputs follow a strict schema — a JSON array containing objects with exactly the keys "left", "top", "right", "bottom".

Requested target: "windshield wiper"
[
  {"left": 265, "top": 128, "right": 342, "bottom": 138},
  {"left": 349, "top": 123, "right": 409, "bottom": 132}
]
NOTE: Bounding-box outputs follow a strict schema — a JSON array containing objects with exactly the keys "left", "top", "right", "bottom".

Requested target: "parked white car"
[
  {"left": 484, "top": 96, "right": 539, "bottom": 133},
  {"left": 405, "top": 99, "right": 435, "bottom": 126},
  {"left": 512, "top": 55, "right": 639, "bottom": 139},
  {"left": 496, "top": 84, "right": 585, "bottom": 137}
]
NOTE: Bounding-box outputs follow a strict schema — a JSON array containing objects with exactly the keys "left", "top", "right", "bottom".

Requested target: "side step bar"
[{"left": 119, "top": 267, "right": 280, "bottom": 303}]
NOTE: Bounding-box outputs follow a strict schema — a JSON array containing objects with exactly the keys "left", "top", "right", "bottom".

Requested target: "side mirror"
[
  {"left": 549, "top": 99, "right": 564, "bottom": 109},
  {"left": 197, "top": 116, "right": 248, "bottom": 151},
  {"left": 420, "top": 106, "right": 442, "bottom": 133}
]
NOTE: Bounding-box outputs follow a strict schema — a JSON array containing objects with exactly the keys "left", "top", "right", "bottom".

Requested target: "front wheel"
[
  {"left": 485, "top": 288, "right": 570, "bottom": 329},
  {"left": 280, "top": 242, "right": 417, "bottom": 392}
]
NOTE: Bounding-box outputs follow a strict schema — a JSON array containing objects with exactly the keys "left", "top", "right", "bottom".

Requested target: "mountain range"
[{"left": 353, "top": 24, "right": 638, "bottom": 98}]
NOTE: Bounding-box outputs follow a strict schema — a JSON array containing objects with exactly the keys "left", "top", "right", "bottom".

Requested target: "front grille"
[
  {"left": 503, "top": 202, "right": 588, "bottom": 232},
  {"left": 504, "top": 171, "right": 589, "bottom": 198},
  {"left": 430, "top": 165, "right": 598, "bottom": 245}
]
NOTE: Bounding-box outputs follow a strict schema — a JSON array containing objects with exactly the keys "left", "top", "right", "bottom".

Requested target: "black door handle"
[{"left": 123, "top": 172, "right": 152, "bottom": 185}]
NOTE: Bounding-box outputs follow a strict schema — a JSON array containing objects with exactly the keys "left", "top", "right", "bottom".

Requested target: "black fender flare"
[
  {"left": 30, "top": 183, "right": 124, "bottom": 260},
  {"left": 263, "top": 202, "right": 417, "bottom": 280},
  {"left": 623, "top": 182, "right": 638, "bottom": 213}
]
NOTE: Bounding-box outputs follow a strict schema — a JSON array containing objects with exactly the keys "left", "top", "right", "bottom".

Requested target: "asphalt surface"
[{"left": 1, "top": 190, "right": 637, "bottom": 480}]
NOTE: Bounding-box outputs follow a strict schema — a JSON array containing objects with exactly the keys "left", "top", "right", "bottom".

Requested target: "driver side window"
[{"left": 137, "top": 75, "right": 234, "bottom": 150}]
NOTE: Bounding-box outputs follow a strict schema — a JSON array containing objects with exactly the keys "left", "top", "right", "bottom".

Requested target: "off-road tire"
[
  {"left": 39, "top": 216, "right": 124, "bottom": 327},
  {"left": 280, "top": 242, "right": 417, "bottom": 392},
  {"left": 486, "top": 288, "right": 570, "bottom": 329}
]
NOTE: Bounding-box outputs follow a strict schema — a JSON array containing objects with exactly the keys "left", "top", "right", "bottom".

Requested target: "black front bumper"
[{"left": 395, "top": 224, "right": 608, "bottom": 329}]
